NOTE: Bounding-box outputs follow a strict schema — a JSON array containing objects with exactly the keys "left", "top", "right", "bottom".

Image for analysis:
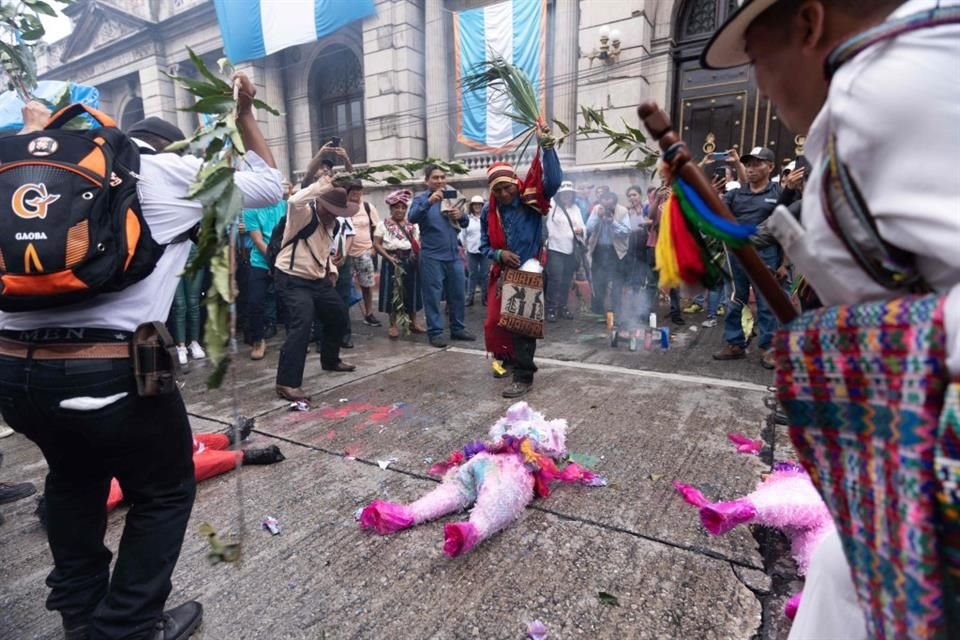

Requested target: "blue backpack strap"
[{"left": 825, "top": 4, "right": 960, "bottom": 79}]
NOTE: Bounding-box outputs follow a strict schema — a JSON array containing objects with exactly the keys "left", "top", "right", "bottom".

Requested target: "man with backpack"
[
  {"left": 0, "top": 74, "right": 282, "bottom": 640},
  {"left": 273, "top": 179, "right": 359, "bottom": 403}
]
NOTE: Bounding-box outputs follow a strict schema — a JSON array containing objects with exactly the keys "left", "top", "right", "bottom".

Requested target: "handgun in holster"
[{"left": 132, "top": 321, "right": 180, "bottom": 397}]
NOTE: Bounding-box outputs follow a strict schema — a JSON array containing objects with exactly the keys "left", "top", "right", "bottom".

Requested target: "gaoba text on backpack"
[{"left": 0, "top": 103, "right": 165, "bottom": 311}]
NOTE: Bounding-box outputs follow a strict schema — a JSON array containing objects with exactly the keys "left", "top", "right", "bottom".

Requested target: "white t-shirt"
[
  {"left": 781, "top": 0, "right": 960, "bottom": 373},
  {"left": 459, "top": 214, "right": 483, "bottom": 254},
  {"left": 545, "top": 202, "right": 584, "bottom": 255},
  {"left": 0, "top": 147, "right": 283, "bottom": 331}
]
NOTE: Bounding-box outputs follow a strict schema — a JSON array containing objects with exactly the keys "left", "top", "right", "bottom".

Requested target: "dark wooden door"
[{"left": 671, "top": 0, "right": 799, "bottom": 166}]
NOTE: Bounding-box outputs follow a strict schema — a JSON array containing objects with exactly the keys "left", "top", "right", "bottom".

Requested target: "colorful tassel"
[{"left": 655, "top": 194, "right": 683, "bottom": 288}]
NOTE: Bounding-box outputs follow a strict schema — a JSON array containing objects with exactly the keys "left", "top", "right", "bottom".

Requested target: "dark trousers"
[
  {"left": 235, "top": 254, "right": 251, "bottom": 338},
  {"left": 276, "top": 271, "right": 348, "bottom": 387},
  {"left": 334, "top": 257, "right": 354, "bottom": 341},
  {"left": 0, "top": 348, "right": 195, "bottom": 639},
  {"left": 466, "top": 252, "right": 489, "bottom": 301},
  {"left": 246, "top": 266, "right": 273, "bottom": 343},
  {"left": 590, "top": 245, "right": 625, "bottom": 315},
  {"left": 545, "top": 250, "right": 576, "bottom": 314},
  {"left": 512, "top": 334, "right": 537, "bottom": 384},
  {"left": 419, "top": 256, "right": 466, "bottom": 338}
]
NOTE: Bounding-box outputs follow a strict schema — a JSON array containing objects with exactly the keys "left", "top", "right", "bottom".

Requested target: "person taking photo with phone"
[{"left": 408, "top": 166, "right": 476, "bottom": 347}]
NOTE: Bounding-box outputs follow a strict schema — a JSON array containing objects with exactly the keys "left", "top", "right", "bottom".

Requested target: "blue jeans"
[
  {"left": 695, "top": 281, "right": 730, "bottom": 318},
  {"left": 722, "top": 245, "right": 784, "bottom": 349},
  {"left": 419, "top": 256, "right": 466, "bottom": 337},
  {"left": 466, "top": 252, "right": 489, "bottom": 302}
]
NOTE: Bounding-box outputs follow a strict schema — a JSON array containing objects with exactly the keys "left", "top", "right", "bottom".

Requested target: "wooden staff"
[{"left": 638, "top": 101, "right": 797, "bottom": 324}]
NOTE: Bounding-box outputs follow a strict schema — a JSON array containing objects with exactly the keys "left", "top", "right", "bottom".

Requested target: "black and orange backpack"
[{"left": 0, "top": 103, "right": 164, "bottom": 311}]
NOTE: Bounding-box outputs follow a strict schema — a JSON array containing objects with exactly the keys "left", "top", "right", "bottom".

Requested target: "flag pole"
[{"left": 637, "top": 101, "right": 797, "bottom": 324}]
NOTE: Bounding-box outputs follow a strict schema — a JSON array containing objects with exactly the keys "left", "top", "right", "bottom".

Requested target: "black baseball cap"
[
  {"left": 127, "top": 117, "right": 186, "bottom": 144},
  {"left": 741, "top": 146, "right": 776, "bottom": 163}
]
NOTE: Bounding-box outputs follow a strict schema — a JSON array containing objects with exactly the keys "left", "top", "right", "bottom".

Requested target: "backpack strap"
[{"left": 825, "top": 4, "right": 960, "bottom": 79}]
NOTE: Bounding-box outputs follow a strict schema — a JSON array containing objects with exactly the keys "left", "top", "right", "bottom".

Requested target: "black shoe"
[
  {"left": 450, "top": 330, "right": 476, "bottom": 342},
  {"left": 546, "top": 311, "right": 558, "bottom": 323},
  {"left": 341, "top": 338, "right": 354, "bottom": 349},
  {"left": 774, "top": 408, "right": 789, "bottom": 426},
  {"left": 149, "top": 600, "right": 203, "bottom": 640},
  {"left": 242, "top": 445, "right": 285, "bottom": 465},
  {"left": 502, "top": 382, "right": 532, "bottom": 399},
  {"left": 670, "top": 313, "right": 685, "bottom": 326},
  {"left": 560, "top": 309, "right": 574, "bottom": 320},
  {"left": 227, "top": 416, "right": 255, "bottom": 446},
  {"left": 322, "top": 361, "right": 356, "bottom": 372},
  {"left": 263, "top": 324, "right": 278, "bottom": 340},
  {"left": 363, "top": 314, "right": 382, "bottom": 327},
  {"left": 0, "top": 481, "right": 36, "bottom": 505},
  {"left": 429, "top": 335, "right": 448, "bottom": 348}
]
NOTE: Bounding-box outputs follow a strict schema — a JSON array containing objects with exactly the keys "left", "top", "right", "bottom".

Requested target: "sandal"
[{"left": 388, "top": 326, "right": 399, "bottom": 339}]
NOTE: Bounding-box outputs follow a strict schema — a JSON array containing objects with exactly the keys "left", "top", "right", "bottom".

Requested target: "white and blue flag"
[
  {"left": 454, "top": 0, "right": 546, "bottom": 151},
  {"left": 213, "top": 0, "right": 376, "bottom": 63}
]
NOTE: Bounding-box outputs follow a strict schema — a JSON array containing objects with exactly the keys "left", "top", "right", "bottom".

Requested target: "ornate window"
[
  {"left": 677, "top": 0, "right": 739, "bottom": 41},
  {"left": 120, "top": 97, "right": 143, "bottom": 130},
  {"left": 309, "top": 45, "right": 366, "bottom": 164}
]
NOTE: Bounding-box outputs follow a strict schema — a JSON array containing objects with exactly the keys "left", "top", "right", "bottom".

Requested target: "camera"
[
  {"left": 329, "top": 136, "right": 342, "bottom": 148},
  {"left": 710, "top": 152, "right": 729, "bottom": 161},
  {"left": 442, "top": 189, "right": 458, "bottom": 199}
]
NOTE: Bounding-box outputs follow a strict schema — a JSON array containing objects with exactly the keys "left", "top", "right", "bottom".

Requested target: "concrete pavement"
[{"left": 0, "top": 301, "right": 800, "bottom": 639}]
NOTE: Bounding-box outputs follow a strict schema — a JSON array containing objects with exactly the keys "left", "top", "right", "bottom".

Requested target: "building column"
[
  {"left": 169, "top": 63, "right": 198, "bottom": 138},
  {"left": 137, "top": 63, "right": 178, "bottom": 123},
  {"left": 424, "top": 0, "right": 450, "bottom": 159},
  {"left": 552, "top": 0, "right": 579, "bottom": 163}
]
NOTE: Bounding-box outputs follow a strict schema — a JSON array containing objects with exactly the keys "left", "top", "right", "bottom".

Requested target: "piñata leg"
[
  {"left": 359, "top": 465, "right": 477, "bottom": 535},
  {"left": 443, "top": 453, "right": 534, "bottom": 557}
]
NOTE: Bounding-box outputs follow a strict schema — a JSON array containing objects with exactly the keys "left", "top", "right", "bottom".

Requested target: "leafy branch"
[
  {"left": 343, "top": 157, "right": 469, "bottom": 185},
  {"left": 577, "top": 106, "right": 659, "bottom": 171},
  {"left": 165, "top": 48, "right": 280, "bottom": 388},
  {"left": 461, "top": 57, "right": 569, "bottom": 157},
  {"left": 0, "top": 0, "right": 74, "bottom": 100}
]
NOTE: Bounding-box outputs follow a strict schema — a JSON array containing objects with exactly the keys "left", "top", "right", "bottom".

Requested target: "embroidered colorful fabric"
[{"left": 774, "top": 293, "right": 959, "bottom": 639}]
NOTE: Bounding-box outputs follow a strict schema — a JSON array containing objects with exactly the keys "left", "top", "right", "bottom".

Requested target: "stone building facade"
[{"left": 39, "top": 0, "right": 798, "bottom": 199}]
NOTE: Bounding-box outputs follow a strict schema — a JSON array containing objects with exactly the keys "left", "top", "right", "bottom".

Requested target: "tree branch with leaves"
[
  {"left": 577, "top": 105, "right": 659, "bottom": 171},
  {"left": 165, "top": 48, "right": 280, "bottom": 388},
  {"left": 0, "top": 0, "right": 73, "bottom": 100}
]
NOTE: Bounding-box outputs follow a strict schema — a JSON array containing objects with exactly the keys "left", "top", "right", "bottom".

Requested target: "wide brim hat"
[
  {"left": 701, "top": 0, "right": 778, "bottom": 70},
  {"left": 315, "top": 186, "right": 358, "bottom": 217},
  {"left": 470, "top": 195, "right": 485, "bottom": 204}
]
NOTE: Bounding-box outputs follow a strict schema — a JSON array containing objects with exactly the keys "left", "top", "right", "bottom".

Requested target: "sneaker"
[
  {"left": 363, "top": 315, "right": 382, "bottom": 327},
  {"left": 761, "top": 349, "right": 776, "bottom": 370},
  {"left": 250, "top": 340, "right": 266, "bottom": 361},
  {"left": 188, "top": 341, "right": 205, "bottom": 360},
  {"left": 450, "top": 330, "right": 476, "bottom": 342},
  {"left": 670, "top": 312, "right": 686, "bottom": 326},
  {"left": 0, "top": 424, "right": 13, "bottom": 439},
  {"left": 683, "top": 303, "right": 703, "bottom": 314},
  {"left": 560, "top": 308, "right": 574, "bottom": 320},
  {"left": 546, "top": 310, "right": 558, "bottom": 323},
  {"left": 701, "top": 318, "right": 718, "bottom": 328},
  {"left": 242, "top": 445, "right": 286, "bottom": 465},
  {"left": 492, "top": 360, "right": 511, "bottom": 379},
  {"left": 0, "top": 481, "right": 36, "bottom": 505},
  {"left": 713, "top": 344, "right": 746, "bottom": 361},
  {"left": 429, "top": 335, "right": 448, "bottom": 348},
  {"left": 341, "top": 338, "right": 354, "bottom": 349},
  {"left": 502, "top": 382, "right": 532, "bottom": 399},
  {"left": 176, "top": 345, "right": 188, "bottom": 366},
  {"left": 717, "top": 305, "right": 727, "bottom": 317}
]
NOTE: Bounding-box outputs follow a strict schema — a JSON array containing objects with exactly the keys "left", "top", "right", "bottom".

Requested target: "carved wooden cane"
[{"left": 638, "top": 101, "right": 797, "bottom": 324}]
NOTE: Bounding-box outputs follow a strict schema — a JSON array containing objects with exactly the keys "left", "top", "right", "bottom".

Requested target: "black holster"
[{"left": 132, "top": 321, "right": 180, "bottom": 397}]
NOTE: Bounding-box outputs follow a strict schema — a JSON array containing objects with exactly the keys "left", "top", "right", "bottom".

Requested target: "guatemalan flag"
[
  {"left": 213, "top": 0, "right": 376, "bottom": 63},
  {"left": 454, "top": 0, "right": 546, "bottom": 151}
]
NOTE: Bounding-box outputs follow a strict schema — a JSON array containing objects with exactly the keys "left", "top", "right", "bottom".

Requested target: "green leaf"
[
  {"left": 164, "top": 73, "right": 228, "bottom": 99},
  {"left": 23, "top": 0, "right": 59, "bottom": 18},
  {"left": 182, "top": 95, "right": 235, "bottom": 114},
  {"left": 186, "top": 46, "right": 232, "bottom": 92},
  {"left": 251, "top": 98, "right": 281, "bottom": 116}
]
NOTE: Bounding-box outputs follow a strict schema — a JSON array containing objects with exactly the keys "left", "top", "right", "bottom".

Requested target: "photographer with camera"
[
  {"left": 408, "top": 166, "right": 476, "bottom": 347},
  {"left": 586, "top": 189, "right": 631, "bottom": 321}
]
